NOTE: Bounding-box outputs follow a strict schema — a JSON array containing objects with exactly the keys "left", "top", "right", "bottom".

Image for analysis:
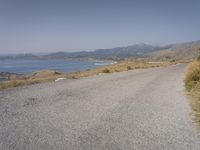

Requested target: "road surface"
[{"left": 0, "top": 64, "right": 200, "bottom": 150}]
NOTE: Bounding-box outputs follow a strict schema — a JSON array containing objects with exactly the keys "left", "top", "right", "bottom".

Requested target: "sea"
[{"left": 0, "top": 59, "right": 116, "bottom": 74}]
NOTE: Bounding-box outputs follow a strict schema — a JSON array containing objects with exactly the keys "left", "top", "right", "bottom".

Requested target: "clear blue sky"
[{"left": 0, "top": 0, "right": 200, "bottom": 54}]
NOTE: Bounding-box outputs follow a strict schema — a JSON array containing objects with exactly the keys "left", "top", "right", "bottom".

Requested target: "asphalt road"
[{"left": 0, "top": 64, "right": 200, "bottom": 150}]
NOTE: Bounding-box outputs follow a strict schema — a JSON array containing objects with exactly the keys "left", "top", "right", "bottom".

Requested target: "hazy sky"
[{"left": 0, "top": 0, "right": 200, "bottom": 54}]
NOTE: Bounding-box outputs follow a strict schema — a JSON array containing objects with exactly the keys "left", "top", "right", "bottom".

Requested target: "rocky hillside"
[{"left": 146, "top": 41, "right": 200, "bottom": 61}]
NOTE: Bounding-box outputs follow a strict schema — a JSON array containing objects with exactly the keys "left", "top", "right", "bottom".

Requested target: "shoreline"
[{"left": 0, "top": 58, "right": 117, "bottom": 75}]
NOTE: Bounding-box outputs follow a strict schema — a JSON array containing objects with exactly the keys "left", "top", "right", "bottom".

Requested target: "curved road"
[{"left": 0, "top": 64, "right": 200, "bottom": 150}]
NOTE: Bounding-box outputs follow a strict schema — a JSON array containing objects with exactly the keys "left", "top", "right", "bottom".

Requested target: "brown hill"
[{"left": 146, "top": 41, "right": 200, "bottom": 61}]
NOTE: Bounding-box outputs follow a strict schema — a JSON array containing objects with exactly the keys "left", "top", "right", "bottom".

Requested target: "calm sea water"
[{"left": 0, "top": 59, "right": 113, "bottom": 74}]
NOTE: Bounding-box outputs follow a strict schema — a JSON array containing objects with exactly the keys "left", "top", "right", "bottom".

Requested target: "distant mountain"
[
  {"left": 1, "top": 41, "right": 200, "bottom": 61},
  {"left": 88, "top": 43, "right": 170, "bottom": 60}
]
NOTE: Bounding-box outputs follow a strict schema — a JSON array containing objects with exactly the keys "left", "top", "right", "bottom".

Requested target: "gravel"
[{"left": 0, "top": 64, "right": 200, "bottom": 150}]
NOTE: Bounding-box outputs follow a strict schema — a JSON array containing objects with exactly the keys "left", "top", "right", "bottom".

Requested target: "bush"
[
  {"left": 127, "top": 66, "right": 132, "bottom": 70},
  {"left": 102, "top": 68, "right": 110, "bottom": 73},
  {"left": 71, "top": 76, "right": 77, "bottom": 79},
  {"left": 170, "top": 59, "right": 176, "bottom": 62}
]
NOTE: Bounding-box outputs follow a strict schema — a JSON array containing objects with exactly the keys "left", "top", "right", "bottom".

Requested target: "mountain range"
[{"left": 1, "top": 40, "right": 200, "bottom": 61}]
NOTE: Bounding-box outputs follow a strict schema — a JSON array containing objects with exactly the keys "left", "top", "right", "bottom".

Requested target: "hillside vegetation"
[{"left": 185, "top": 49, "right": 200, "bottom": 123}]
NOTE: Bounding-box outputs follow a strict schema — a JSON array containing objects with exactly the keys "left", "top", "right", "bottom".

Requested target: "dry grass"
[
  {"left": 0, "top": 60, "right": 177, "bottom": 90},
  {"left": 185, "top": 61, "right": 200, "bottom": 91},
  {"left": 185, "top": 60, "right": 200, "bottom": 124}
]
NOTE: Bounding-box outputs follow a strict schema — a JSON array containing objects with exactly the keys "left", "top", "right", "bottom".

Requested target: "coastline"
[{"left": 0, "top": 58, "right": 117, "bottom": 74}]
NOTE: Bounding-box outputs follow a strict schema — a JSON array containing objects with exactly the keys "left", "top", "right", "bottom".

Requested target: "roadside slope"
[{"left": 0, "top": 64, "right": 200, "bottom": 149}]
